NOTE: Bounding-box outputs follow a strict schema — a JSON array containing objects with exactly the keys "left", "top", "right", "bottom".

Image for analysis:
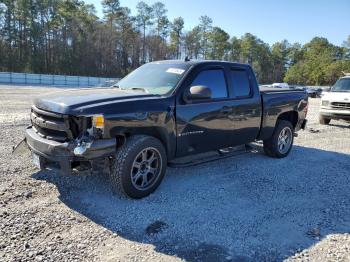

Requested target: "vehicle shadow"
[
  {"left": 329, "top": 122, "right": 350, "bottom": 129},
  {"left": 32, "top": 145, "right": 350, "bottom": 261}
]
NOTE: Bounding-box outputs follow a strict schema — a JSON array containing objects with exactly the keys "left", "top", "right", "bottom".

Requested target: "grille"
[
  {"left": 330, "top": 102, "right": 350, "bottom": 110},
  {"left": 31, "top": 106, "right": 73, "bottom": 142}
]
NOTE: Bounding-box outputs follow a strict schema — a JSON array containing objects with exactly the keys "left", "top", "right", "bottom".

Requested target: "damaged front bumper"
[{"left": 25, "top": 126, "right": 116, "bottom": 174}]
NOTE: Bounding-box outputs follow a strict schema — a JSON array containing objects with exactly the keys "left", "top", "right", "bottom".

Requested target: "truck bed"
[
  {"left": 259, "top": 86, "right": 305, "bottom": 93},
  {"left": 258, "top": 87, "right": 308, "bottom": 140}
]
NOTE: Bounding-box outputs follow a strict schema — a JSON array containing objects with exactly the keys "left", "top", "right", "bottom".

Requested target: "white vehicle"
[
  {"left": 272, "top": 83, "right": 289, "bottom": 88},
  {"left": 319, "top": 75, "right": 350, "bottom": 125}
]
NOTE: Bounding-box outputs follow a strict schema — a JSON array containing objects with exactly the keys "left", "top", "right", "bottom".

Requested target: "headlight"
[
  {"left": 321, "top": 100, "right": 329, "bottom": 106},
  {"left": 92, "top": 115, "right": 104, "bottom": 129}
]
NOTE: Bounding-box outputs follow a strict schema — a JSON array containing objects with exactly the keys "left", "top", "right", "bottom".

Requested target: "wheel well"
[
  {"left": 115, "top": 134, "right": 126, "bottom": 146},
  {"left": 277, "top": 111, "right": 298, "bottom": 128},
  {"left": 115, "top": 132, "right": 169, "bottom": 155}
]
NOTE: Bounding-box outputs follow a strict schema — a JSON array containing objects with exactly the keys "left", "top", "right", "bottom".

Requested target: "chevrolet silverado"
[{"left": 24, "top": 60, "right": 308, "bottom": 198}]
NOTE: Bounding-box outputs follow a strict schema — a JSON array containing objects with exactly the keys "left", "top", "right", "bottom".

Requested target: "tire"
[
  {"left": 263, "top": 120, "right": 294, "bottom": 158},
  {"left": 319, "top": 116, "right": 331, "bottom": 125},
  {"left": 110, "top": 135, "right": 167, "bottom": 199}
]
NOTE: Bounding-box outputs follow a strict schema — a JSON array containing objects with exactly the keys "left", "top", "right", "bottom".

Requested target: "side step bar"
[{"left": 168, "top": 144, "right": 252, "bottom": 168}]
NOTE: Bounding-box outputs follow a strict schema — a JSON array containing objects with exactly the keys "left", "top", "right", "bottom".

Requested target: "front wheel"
[
  {"left": 110, "top": 135, "right": 167, "bottom": 199},
  {"left": 263, "top": 120, "right": 294, "bottom": 158},
  {"left": 319, "top": 115, "right": 331, "bottom": 125}
]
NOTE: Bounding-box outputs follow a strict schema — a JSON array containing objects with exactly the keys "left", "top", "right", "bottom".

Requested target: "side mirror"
[{"left": 186, "top": 85, "right": 212, "bottom": 100}]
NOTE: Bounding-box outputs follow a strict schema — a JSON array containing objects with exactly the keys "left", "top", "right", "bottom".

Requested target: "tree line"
[{"left": 0, "top": 0, "right": 349, "bottom": 85}]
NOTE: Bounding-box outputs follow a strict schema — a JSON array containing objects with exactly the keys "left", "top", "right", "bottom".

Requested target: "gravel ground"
[{"left": 0, "top": 86, "right": 349, "bottom": 262}]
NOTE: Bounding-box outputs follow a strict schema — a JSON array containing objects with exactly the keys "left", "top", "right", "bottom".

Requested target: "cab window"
[
  {"left": 191, "top": 69, "right": 228, "bottom": 99},
  {"left": 230, "top": 69, "right": 251, "bottom": 98}
]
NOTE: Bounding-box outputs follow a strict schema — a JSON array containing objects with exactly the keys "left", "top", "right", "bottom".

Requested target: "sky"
[{"left": 84, "top": 0, "right": 350, "bottom": 46}]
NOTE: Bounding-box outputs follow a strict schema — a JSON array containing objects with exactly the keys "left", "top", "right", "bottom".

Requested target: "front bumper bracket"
[{"left": 25, "top": 126, "right": 116, "bottom": 174}]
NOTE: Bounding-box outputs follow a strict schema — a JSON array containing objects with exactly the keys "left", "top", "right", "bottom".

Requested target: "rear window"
[{"left": 230, "top": 69, "right": 251, "bottom": 97}]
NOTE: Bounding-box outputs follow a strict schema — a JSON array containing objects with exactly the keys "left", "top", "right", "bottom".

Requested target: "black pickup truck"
[{"left": 24, "top": 60, "right": 308, "bottom": 198}]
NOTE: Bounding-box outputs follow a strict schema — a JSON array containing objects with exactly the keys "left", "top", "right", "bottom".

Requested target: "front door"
[{"left": 176, "top": 66, "right": 236, "bottom": 157}]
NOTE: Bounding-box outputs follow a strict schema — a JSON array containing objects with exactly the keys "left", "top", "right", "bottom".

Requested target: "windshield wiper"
[{"left": 129, "top": 87, "right": 149, "bottom": 93}]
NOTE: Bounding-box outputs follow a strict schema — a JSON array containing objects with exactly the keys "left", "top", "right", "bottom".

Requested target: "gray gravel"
[{"left": 0, "top": 85, "right": 349, "bottom": 262}]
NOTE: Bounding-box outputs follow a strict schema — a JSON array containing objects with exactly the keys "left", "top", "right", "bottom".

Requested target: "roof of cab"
[{"left": 149, "top": 59, "right": 250, "bottom": 67}]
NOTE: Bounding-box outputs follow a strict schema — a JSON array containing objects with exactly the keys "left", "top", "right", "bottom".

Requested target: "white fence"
[{"left": 0, "top": 72, "right": 119, "bottom": 87}]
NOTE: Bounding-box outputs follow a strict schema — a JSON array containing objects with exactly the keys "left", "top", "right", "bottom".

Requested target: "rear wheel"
[
  {"left": 319, "top": 115, "right": 331, "bottom": 125},
  {"left": 110, "top": 135, "right": 167, "bottom": 199},
  {"left": 263, "top": 120, "right": 294, "bottom": 158}
]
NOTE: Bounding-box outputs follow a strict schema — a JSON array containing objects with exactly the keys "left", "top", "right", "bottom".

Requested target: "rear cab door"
[{"left": 227, "top": 65, "right": 262, "bottom": 145}]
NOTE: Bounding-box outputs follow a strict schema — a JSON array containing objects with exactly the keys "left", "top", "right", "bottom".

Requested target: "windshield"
[
  {"left": 117, "top": 62, "right": 190, "bottom": 95},
  {"left": 331, "top": 78, "right": 350, "bottom": 92}
]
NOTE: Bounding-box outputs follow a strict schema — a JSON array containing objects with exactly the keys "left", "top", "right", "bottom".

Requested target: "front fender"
[{"left": 105, "top": 109, "right": 177, "bottom": 160}]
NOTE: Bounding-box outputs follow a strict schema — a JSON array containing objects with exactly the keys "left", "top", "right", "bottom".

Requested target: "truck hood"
[
  {"left": 322, "top": 91, "right": 350, "bottom": 102},
  {"left": 34, "top": 88, "right": 157, "bottom": 115}
]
